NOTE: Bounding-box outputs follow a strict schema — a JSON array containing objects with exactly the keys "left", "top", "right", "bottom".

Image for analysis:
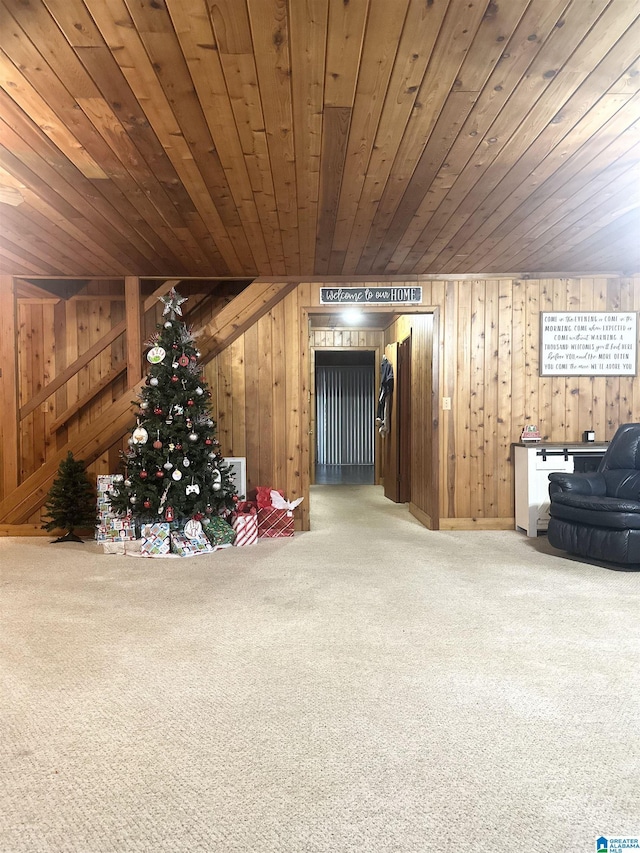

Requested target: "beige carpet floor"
[{"left": 1, "top": 485, "right": 639, "bottom": 853}]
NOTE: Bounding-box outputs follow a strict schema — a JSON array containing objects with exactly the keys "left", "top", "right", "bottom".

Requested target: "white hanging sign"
[
  {"left": 540, "top": 312, "right": 637, "bottom": 375},
  {"left": 319, "top": 286, "right": 422, "bottom": 305}
]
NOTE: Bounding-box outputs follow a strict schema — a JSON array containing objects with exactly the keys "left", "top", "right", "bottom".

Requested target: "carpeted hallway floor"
[{"left": 1, "top": 485, "right": 638, "bottom": 853}]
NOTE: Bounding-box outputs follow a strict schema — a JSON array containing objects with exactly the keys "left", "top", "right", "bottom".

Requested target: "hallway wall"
[{"left": 204, "top": 276, "right": 640, "bottom": 530}]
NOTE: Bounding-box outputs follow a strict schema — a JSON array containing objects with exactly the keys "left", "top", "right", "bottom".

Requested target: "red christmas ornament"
[
  {"left": 190, "top": 355, "right": 197, "bottom": 363},
  {"left": 154, "top": 407, "right": 163, "bottom": 415},
  {"left": 187, "top": 399, "right": 194, "bottom": 407},
  {"left": 172, "top": 344, "right": 179, "bottom": 350},
  {"left": 175, "top": 443, "right": 182, "bottom": 450},
  {"left": 193, "top": 512, "right": 203, "bottom": 521},
  {"left": 153, "top": 439, "right": 162, "bottom": 450},
  {"left": 155, "top": 470, "right": 164, "bottom": 479},
  {"left": 178, "top": 354, "right": 189, "bottom": 367},
  {"left": 140, "top": 470, "right": 148, "bottom": 479},
  {"left": 165, "top": 506, "right": 174, "bottom": 522},
  {"left": 171, "top": 375, "right": 179, "bottom": 383},
  {"left": 205, "top": 438, "right": 213, "bottom": 446},
  {"left": 143, "top": 499, "right": 151, "bottom": 509}
]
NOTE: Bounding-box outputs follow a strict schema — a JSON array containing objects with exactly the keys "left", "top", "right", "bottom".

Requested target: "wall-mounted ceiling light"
[{"left": 341, "top": 309, "right": 364, "bottom": 324}]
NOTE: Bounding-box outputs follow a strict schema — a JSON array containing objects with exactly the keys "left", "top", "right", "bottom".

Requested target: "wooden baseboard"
[
  {"left": 438, "top": 517, "right": 515, "bottom": 531},
  {"left": 0, "top": 525, "right": 95, "bottom": 537},
  {"left": 409, "top": 503, "right": 437, "bottom": 530}
]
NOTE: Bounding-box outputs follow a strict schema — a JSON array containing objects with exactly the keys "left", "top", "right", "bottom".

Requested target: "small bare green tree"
[{"left": 42, "top": 451, "right": 96, "bottom": 543}]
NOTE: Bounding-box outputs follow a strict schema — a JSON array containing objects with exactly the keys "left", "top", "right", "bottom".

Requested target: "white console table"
[{"left": 513, "top": 442, "right": 608, "bottom": 537}]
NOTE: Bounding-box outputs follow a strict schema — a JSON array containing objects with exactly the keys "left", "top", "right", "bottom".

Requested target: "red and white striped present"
[
  {"left": 257, "top": 507, "right": 294, "bottom": 538},
  {"left": 232, "top": 503, "right": 258, "bottom": 546}
]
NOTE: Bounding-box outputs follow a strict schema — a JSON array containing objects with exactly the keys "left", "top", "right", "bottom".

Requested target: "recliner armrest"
[{"left": 548, "top": 471, "right": 606, "bottom": 497}]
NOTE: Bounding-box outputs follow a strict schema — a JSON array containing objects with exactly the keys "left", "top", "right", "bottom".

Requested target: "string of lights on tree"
[{"left": 108, "top": 288, "right": 238, "bottom": 524}]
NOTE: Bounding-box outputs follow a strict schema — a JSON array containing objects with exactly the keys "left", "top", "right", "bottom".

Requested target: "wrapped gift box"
[
  {"left": 202, "top": 517, "right": 236, "bottom": 547},
  {"left": 96, "top": 517, "right": 135, "bottom": 542},
  {"left": 141, "top": 522, "right": 171, "bottom": 556},
  {"left": 170, "top": 531, "right": 214, "bottom": 557},
  {"left": 257, "top": 507, "right": 294, "bottom": 538},
  {"left": 232, "top": 503, "right": 258, "bottom": 546}
]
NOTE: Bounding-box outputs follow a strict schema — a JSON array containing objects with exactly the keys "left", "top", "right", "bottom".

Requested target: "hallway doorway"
[{"left": 315, "top": 350, "right": 376, "bottom": 485}]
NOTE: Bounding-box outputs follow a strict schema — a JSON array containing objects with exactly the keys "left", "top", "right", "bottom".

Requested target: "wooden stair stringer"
[{"left": 0, "top": 389, "right": 137, "bottom": 525}]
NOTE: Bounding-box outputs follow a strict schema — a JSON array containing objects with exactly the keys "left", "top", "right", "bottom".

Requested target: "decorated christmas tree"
[
  {"left": 42, "top": 451, "right": 97, "bottom": 543},
  {"left": 108, "top": 288, "right": 238, "bottom": 525}
]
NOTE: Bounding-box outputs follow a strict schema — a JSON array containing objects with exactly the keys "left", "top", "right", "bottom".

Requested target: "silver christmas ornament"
[
  {"left": 172, "top": 469, "right": 183, "bottom": 481},
  {"left": 130, "top": 496, "right": 137, "bottom": 504},
  {"left": 213, "top": 482, "right": 221, "bottom": 491},
  {"left": 164, "top": 321, "right": 172, "bottom": 329},
  {"left": 188, "top": 432, "right": 198, "bottom": 442},
  {"left": 124, "top": 479, "right": 132, "bottom": 487},
  {"left": 183, "top": 457, "right": 190, "bottom": 467},
  {"left": 150, "top": 377, "right": 159, "bottom": 387},
  {"left": 195, "top": 387, "right": 204, "bottom": 396},
  {"left": 163, "top": 461, "right": 173, "bottom": 470}
]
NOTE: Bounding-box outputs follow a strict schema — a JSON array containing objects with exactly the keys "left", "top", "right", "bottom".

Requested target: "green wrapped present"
[{"left": 202, "top": 516, "right": 236, "bottom": 547}]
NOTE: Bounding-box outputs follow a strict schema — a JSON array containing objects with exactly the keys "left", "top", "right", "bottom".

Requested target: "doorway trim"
[{"left": 302, "top": 305, "right": 440, "bottom": 529}]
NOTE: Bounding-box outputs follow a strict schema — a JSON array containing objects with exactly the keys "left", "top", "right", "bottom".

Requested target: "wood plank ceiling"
[{"left": 0, "top": 0, "right": 638, "bottom": 279}]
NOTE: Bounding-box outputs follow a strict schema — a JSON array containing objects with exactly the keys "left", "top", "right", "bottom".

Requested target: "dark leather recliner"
[{"left": 547, "top": 423, "right": 640, "bottom": 564}]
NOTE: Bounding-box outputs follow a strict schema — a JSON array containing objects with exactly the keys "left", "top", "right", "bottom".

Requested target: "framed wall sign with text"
[{"left": 540, "top": 312, "right": 637, "bottom": 376}]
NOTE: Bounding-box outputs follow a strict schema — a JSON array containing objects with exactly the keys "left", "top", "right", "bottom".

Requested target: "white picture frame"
[{"left": 224, "top": 457, "right": 247, "bottom": 498}]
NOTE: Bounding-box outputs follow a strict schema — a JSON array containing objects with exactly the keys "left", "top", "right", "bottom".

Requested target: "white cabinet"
[{"left": 514, "top": 442, "right": 608, "bottom": 536}]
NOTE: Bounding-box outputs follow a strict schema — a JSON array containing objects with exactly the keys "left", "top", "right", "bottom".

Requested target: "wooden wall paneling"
[
  {"left": 563, "top": 279, "right": 581, "bottom": 436},
  {"left": 382, "top": 340, "right": 399, "bottom": 503},
  {"left": 53, "top": 298, "right": 69, "bottom": 450},
  {"left": 41, "top": 302, "right": 55, "bottom": 467},
  {"left": 18, "top": 303, "right": 33, "bottom": 481},
  {"left": 284, "top": 289, "right": 302, "bottom": 506},
  {"left": 482, "top": 281, "right": 498, "bottom": 518},
  {"left": 549, "top": 277, "right": 567, "bottom": 442},
  {"left": 125, "top": 276, "right": 142, "bottom": 386},
  {"left": 0, "top": 277, "right": 19, "bottom": 499},
  {"left": 469, "top": 281, "right": 486, "bottom": 519},
  {"left": 216, "top": 344, "right": 234, "bottom": 457},
  {"left": 591, "top": 278, "right": 609, "bottom": 442},
  {"left": 618, "top": 277, "right": 636, "bottom": 426},
  {"left": 611, "top": 278, "right": 628, "bottom": 429},
  {"left": 496, "top": 280, "right": 513, "bottom": 519},
  {"left": 243, "top": 323, "right": 260, "bottom": 495},
  {"left": 298, "top": 287, "right": 312, "bottom": 530},
  {"left": 537, "top": 280, "right": 553, "bottom": 439},
  {"left": 257, "top": 312, "right": 273, "bottom": 486},
  {"left": 442, "top": 282, "right": 457, "bottom": 519},
  {"left": 577, "top": 277, "right": 596, "bottom": 438},
  {"left": 454, "top": 282, "right": 471, "bottom": 520},
  {"left": 230, "top": 336, "right": 247, "bottom": 460},
  {"left": 523, "top": 280, "right": 539, "bottom": 433},
  {"left": 270, "top": 301, "right": 287, "bottom": 492}
]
